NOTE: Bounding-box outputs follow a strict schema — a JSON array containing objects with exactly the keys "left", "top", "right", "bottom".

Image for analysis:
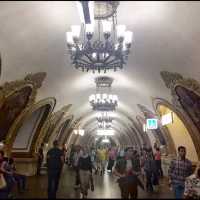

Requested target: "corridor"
[
  {"left": 0, "top": 1, "right": 200, "bottom": 199},
  {"left": 17, "top": 165, "right": 174, "bottom": 199}
]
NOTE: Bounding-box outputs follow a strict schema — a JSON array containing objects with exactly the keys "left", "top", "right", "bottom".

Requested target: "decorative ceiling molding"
[
  {"left": 160, "top": 71, "right": 183, "bottom": 89},
  {"left": 137, "top": 103, "right": 156, "bottom": 119},
  {"left": 24, "top": 72, "right": 46, "bottom": 89}
]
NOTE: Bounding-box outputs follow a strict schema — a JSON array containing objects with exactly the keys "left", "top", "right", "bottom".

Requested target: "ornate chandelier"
[
  {"left": 89, "top": 93, "right": 118, "bottom": 111},
  {"left": 96, "top": 112, "right": 113, "bottom": 123},
  {"left": 89, "top": 76, "right": 118, "bottom": 111},
  {"left": 66, "top": 1, "right": 133, "bottom": 73},
  {"left": 98, "top": 121, "right": 112, "bottom": 129}
]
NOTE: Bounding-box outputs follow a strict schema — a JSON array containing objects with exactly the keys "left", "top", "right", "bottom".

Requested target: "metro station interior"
[{"left": 0, "top": 1, "right": 200, "bottom": 199}]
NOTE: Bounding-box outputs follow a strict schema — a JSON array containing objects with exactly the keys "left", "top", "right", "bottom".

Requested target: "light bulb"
[
  {"left": 116, "top": 25, "right": 126, "bottom": 38},
  {"left": 96, "top": 94, "right": 101, "bottom": 100},
  {"left": 71, "top": 25, "right": 81, "bottom": 38},
  {"left": 86, "top": 24, "right": 94, "bottom": 33},
  {"left": 102, "top": 20, "right": 112, "bottom": 33},
  {"left": 66, "top": 32, "right": 74, "bottom": 44},
  {"left": 124, "top": 31, "right": 133, "bottom": 44},
  {"left": 103, "top": 93, "right": 108, "bottom": 100},
  {"left": 89, "top": 94, "right": 95, "bottom": 102},
  {"left": 92, "top": 52, "right": 97, "bottom": 58}
]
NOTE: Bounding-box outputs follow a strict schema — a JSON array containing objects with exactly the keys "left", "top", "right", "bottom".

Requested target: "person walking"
[
  {"left": 113, "top": 147, "right": 144, "bottom": 199},
  {"left": 154, "top": 147, "right": 163, "bottom": 178},
  {"left": 107, "top": 147, "right": 116, "bottom": 173},
  {"left": 73, "top": 145, "right": 81, "bottom": 189},
  {"left": 144, "top": 149, "right": 158, "bottom": 193},
  {"left": 97, "top": 146, "right": 107, "bottom": 176},
  {"left": 47, "top": 140, "right": 64, "bottom": 199},
  {"left": 168, "top": 146, "right": 193, "bottom": 199},
  {"left": 78, "top": 147, "right": 94, "bottom": 198}
]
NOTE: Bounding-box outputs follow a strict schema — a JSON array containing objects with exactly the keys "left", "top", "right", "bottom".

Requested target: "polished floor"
[{"left": 16, "top": 164, "right": 174, "bottom": 199}]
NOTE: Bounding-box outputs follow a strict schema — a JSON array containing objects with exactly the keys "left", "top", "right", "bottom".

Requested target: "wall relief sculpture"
[
  {"left": 175, "top": 86, "right": 200, "bottom": 132},
  {"left": 0, "top": 72, "right": 46, "bottom": 144},
  {"left": 160, "top": 71, "right": 200, "bottom": 158}
]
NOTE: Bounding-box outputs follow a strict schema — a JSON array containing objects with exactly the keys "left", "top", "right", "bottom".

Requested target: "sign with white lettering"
[
  {"left": 146, "top": 118, "right": 158, "bottom": 130},
  {"left": 161, "top": 112, "right": 173, "bottom": 126}
]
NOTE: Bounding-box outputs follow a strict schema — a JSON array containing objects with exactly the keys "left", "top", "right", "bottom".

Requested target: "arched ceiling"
[{"left": 1, "top": 1, "right": 200, "bottom": 141}]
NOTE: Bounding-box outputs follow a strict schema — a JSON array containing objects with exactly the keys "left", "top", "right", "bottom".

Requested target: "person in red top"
[{"left": 154, "top": 147, "right": 163, "bottom": 178}]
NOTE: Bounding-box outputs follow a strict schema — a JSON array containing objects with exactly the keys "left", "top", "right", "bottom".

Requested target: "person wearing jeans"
[{"left": 168, "top": 146, "right": 193, "bottom": 199}]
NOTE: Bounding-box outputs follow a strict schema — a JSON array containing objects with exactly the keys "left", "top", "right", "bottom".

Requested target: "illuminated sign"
[
  {"left": 143, "top": 124, "right": 147, "bottom": 132},
  {"left": 161, "top": 112, "right": 173, "bottom": 126},
  {"left": 146, "top": 118, "right": 158, "bottom": 130}
]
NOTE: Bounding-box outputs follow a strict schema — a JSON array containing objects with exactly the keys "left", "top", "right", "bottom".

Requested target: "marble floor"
[{"left": 16, "top": 165, "right": 174, "bottom": 199}]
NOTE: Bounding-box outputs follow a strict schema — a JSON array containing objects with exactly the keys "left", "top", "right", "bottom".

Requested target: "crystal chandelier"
[
  {"left": 66, "top": 1, "right": 133, "bottom": 73},
  {"left": 89, "top": 76, "right": 118, "bottom": 111},
  {"left": 89, "top": 93, "right": 118, "bottom": 111},
  {"left": 98, "top": 121, "right": 112, "bottom": 129},
  {"left": 96, "top": 112, "right": 113, "bottom": 123}
]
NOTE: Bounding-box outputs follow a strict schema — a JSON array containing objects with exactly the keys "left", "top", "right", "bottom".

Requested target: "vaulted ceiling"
[{"left": 1, "top": 1, "right": 200, "bottom": 143}]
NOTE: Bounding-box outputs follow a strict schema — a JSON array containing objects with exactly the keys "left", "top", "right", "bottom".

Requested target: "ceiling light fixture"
[
  {"left": 74, "top": 129, "right": 85, "bottom": 136},
  {"left": 89, "top": 76, "right": 118, "bottom": 111},
  {"left": 97, "top": 129, "right": 114, "bottom": 136},
  {"left": 66, "top": 1, "right": 133, "bottom": 73}
]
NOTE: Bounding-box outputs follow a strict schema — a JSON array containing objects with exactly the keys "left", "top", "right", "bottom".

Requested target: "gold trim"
[
  {"left": 62, "top": 117, "right": 83, "bottom": 146},
  {"left": 160, "top": 71, "right": 200, "bottom": 159},
  {"left": 7, "top": 97, "right": 56, "bottom": 157},
  {"left": 152, "top": 97, "right": 200, "bottom": 159},
  {"left": 48, "top": 114, "right": 74, "bottom": 146},
  {"left": 0, "top": 72, "right": 46, "bottom": 153},
  {"left": 36, "top": 104, "right": 72, "bottom": 149}
]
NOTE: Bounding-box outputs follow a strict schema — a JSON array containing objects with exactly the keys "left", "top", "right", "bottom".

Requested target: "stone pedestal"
[{"left": 14, "top": 157, "right": 38, "bottom": 176}]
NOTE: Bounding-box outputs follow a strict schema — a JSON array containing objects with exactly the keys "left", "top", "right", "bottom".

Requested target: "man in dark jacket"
[{"left": 47, "top": 140, "right": 64, "bottom": 199}]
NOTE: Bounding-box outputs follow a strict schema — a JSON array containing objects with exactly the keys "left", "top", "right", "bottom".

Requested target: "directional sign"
[{"left": 146, "top": 118, "right": 158, "bottom": 130}]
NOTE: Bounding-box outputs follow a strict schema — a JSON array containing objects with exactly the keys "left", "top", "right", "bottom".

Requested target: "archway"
[
  {"left": 10, "top": 97, "right": 56, "bottom": 157},
  {"left": 156, "top": 102, "right": 198, "bottom": 162}
]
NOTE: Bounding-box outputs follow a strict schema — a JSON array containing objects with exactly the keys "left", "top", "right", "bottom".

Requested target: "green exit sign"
[{"left": 146, "top": 119, "right": 158, "bottom": 130}]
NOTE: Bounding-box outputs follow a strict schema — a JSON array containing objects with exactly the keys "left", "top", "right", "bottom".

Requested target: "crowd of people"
[
  {"left": 1, "top": 141, "right": 200, "bottom": 199},
  {"left": 0, "top": 150, "right": 27, "bottom": 198}
]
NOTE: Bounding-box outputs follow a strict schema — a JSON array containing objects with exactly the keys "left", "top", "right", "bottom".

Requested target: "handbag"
[{"left": 0, "top": 173, "right": 7, "bottom": 189}]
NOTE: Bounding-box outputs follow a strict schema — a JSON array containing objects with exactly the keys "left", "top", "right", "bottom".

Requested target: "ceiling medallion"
[{"left": 66, "top": 1, "right": 133, "bottom": 73}]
